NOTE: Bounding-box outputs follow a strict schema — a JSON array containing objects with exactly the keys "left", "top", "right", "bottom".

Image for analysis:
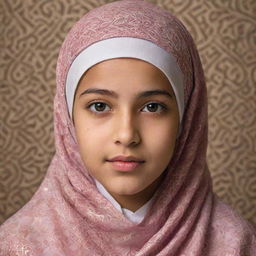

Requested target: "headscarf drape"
[{"left": 0, "top": 1, "right": 255, "bottom": 255}]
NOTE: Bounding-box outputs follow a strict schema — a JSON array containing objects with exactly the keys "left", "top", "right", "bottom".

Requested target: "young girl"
[{"left": 0, "top": 0, "right": 255, "bottom": 255}]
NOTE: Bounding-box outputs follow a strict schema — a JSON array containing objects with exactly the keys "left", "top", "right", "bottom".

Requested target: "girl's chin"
[{"left": 108, "top": 185, "right": 146, "bottom": 197}]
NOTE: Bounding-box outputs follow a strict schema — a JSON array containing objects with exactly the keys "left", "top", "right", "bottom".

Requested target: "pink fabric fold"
[{"left": 0, "top": 0, "right": 255, "bottom": 255}]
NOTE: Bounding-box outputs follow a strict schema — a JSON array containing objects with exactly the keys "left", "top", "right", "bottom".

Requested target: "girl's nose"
[{"left": 113, "top": 112, "right": 141, "bottom": 147}]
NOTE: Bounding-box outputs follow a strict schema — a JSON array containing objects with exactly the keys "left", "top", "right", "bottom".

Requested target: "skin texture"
[{"left": 73, "top": 58, "right": 179, "bottom": 212}]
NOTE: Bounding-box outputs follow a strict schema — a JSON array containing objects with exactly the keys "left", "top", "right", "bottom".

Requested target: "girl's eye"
[
  {"left": 142, "top": 103, "right": 165, "bottom": 113},
  {"left": 87, "top": 102, "right": 110, "bottom": 113},
  {"left": 86, "top": 102, "right": 166, "bottom": 114}
]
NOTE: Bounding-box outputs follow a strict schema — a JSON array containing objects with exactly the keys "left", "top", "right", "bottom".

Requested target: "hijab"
[{"left": 0, "top": 0, "right": 255, "bottom": 255}]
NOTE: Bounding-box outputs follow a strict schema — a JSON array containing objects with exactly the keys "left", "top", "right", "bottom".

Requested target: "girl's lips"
[
  {"left": 108, "top": 155, "right": 145, "bottom": 162},
  {"left": 107, "top": 160, "right": 144, "bottom": 172}
]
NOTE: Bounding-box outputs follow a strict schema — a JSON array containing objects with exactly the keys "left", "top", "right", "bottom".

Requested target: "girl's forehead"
[{"left": 77, "top": 58, "right": 175, "bottom": 95}]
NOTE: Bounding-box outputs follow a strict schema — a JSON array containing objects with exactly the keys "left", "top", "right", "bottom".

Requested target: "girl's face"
[{"left": 73, "top": 58, "right": 179, "bottom": 211}]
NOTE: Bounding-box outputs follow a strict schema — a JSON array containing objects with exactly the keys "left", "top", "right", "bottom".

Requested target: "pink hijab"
[{"left": 0, "top": 0, "right": 255, "bottom": 255}]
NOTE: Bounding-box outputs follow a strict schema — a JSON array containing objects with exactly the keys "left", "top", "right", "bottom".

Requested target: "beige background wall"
[{"left": 0, "top": 0, "right": 255, "bottom": 225}]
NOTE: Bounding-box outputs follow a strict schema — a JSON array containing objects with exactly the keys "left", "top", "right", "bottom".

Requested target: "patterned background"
[{"left": 0, "top": 0, "right": 255, "bottom": 225}]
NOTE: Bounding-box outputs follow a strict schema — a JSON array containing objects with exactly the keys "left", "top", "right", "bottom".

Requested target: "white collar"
[{"left": 94, "top": 178, "right": 153, "bottom": 224}]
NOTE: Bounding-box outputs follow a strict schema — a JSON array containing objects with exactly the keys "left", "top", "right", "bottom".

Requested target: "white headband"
[{"left": 65, "top": 37, "right": 184, "bottom": 122}]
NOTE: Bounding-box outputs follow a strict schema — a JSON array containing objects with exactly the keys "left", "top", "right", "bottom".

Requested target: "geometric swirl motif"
[{"left": 0, "top": 0, "right": 255, "bottom": 225}]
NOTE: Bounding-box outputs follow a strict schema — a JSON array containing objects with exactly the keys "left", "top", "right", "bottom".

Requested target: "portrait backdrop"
[{"left": 0, "top": 0, "right": 255, "bottom": 225}]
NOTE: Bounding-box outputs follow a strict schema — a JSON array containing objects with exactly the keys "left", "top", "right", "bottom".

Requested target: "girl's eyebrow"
[{"left": 79, "top": 88, "right": 173, "bottom": 99}]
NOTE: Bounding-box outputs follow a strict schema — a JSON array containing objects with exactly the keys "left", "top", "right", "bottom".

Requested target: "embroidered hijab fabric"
[{"left": 0, "top": 0, "right": 255, "bottom": 255}]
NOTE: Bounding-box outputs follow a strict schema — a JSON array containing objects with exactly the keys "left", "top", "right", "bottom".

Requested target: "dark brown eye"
[
  {"left": 142, "top": 103, "right": 165, "bottom": 112},
  {"left": 88, "top": 102, "right": 110, "bottom": 113}
]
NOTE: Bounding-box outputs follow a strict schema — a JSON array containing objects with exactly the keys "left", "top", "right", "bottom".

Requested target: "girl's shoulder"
[
  {"left": 213, "top": 194, "right": 255, "bottom": 233},
  {"left": 207, "top": 194, "right": 256, "bottom": 255},
  {"left": 0, "top": 193, "right": 53, "bottom": 256},
  {"left": 0, "top": 207, "right": 36, "bottom": 256}
]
